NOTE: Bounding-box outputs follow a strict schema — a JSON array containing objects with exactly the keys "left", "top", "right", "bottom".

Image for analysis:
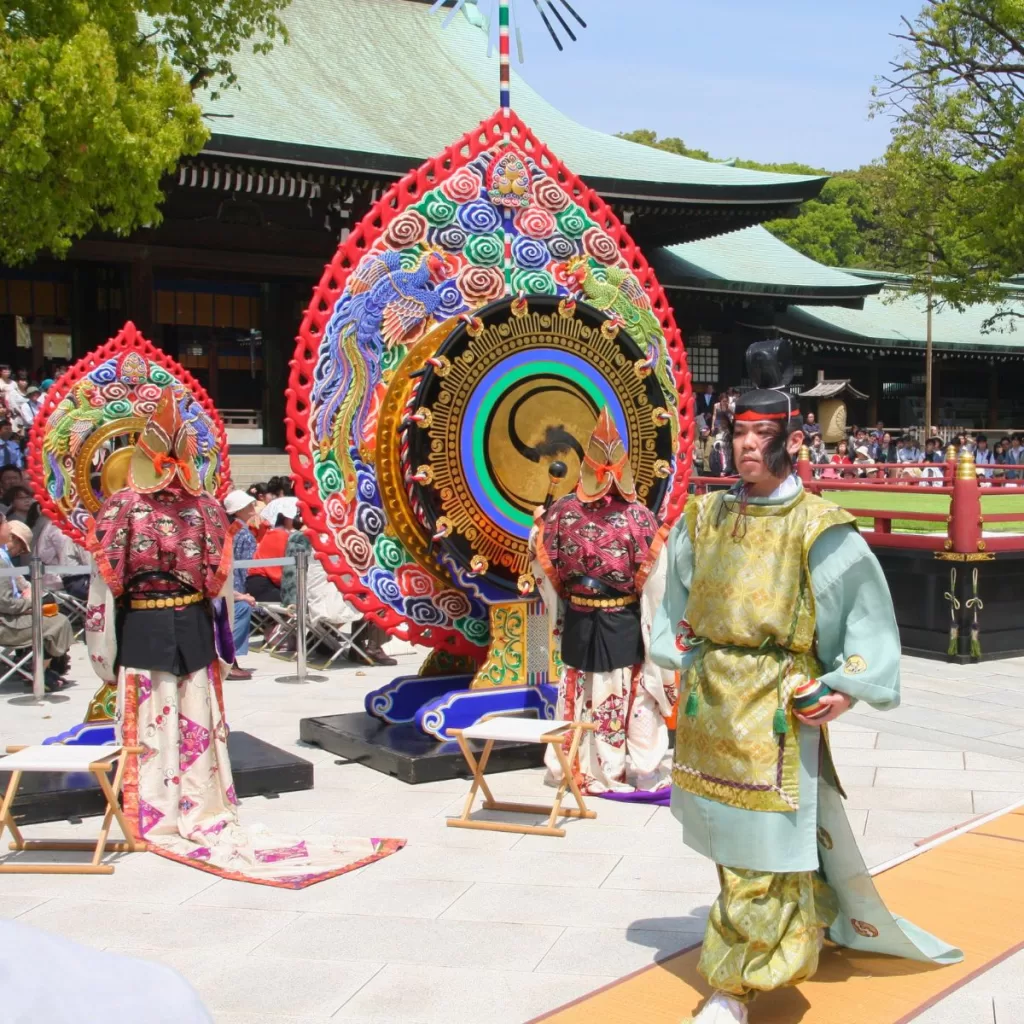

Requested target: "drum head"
[{"left": 405, "top": 295, "right": 674, "bottom": 598}]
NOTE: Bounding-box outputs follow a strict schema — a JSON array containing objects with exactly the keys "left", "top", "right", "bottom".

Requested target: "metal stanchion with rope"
[
  {"left": 29, "top": 556, "right": 44, "bottom": 701},
  {"left": 274, "top": 548, "right": 326, "bottom": 685}
]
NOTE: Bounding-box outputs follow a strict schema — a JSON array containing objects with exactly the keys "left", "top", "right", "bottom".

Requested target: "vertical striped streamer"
[
  {"left": 499, "top": 0, "right": 511, "bottom": 128},
  {"left": 499, "top": 2, "right": 512, "bottom": 293}
]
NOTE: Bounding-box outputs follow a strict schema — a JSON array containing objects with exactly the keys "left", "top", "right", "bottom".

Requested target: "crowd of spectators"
[{"left": 691, "top": 383, "right": 1024, "bottom": 488}]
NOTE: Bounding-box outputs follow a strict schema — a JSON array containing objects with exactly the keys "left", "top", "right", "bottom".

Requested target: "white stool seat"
[
  {"left": 1, "top": 745, "right": 117, "bottom": 773},
  {"left": 446, "top": 718, "right": 596, "bottom": 837},
  {"left": 0, "top": 743, "right": 143, "bottom": 875},
  {"left": 459, "top": 718, "right": 571, "bottom": 744}
]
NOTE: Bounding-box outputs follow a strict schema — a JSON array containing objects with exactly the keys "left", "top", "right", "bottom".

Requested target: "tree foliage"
[
  {"left": 0, "top": 0, "right": 290, "bottom": 265},
  {"left": 616, "top": 129, "right": 883, "bottom": 268},
  {"left": 875, "top": 0, "right": 1024, "bottom": 311}
]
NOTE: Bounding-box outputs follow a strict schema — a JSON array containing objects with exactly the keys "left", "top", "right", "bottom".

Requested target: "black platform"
[
  {"left": 2, "top": 731, "right": 313, "bottom": 827},
  {"left": 879, "top": 548, "right": 1024, "bottom": 662},
  {"left": 300, "top": 712, "right": 546, "bottom": 784}
]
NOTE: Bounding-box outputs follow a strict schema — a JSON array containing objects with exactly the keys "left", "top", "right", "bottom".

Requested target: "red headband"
[{"left": 734, "top": 409, "right": 792, "bottom": 422}]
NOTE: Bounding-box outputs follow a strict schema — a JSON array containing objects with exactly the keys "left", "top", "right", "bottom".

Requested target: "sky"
[{"left": 499, "top": 0, "right": 916, "bottom": 171}]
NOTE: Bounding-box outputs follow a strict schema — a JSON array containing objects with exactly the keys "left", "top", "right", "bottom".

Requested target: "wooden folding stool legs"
[
  {"left": 0, "top": 745, "right": 146, "bottom": 875},
  {"left": 447, "top": 719, "right": 597, "bottom": 838}
]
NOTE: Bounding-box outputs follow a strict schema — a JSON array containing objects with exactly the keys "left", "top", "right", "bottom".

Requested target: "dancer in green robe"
[{"left": 650, "top": 340, "right": 961, "bottom": 1024}]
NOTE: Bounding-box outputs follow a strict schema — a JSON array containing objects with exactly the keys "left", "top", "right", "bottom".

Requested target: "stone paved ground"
[{"left": 1, "top": 643, "right": 1022, "bottom": 1023}]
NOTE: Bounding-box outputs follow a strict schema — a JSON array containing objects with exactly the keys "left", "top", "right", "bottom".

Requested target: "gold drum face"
[
  {"left": 403, "top": 295, "right": 675, "bottom": 600},
  {"left": 73, "top": 416, "right": 147, "bottom": 514},
  {"left": 485, "top": 377, "right": 594, "bottom": 515}
]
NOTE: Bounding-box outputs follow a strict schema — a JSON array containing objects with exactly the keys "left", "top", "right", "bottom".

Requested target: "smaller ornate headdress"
[
  {"left": 127, "top": 389, "right": 202, "bottom": 495},
  {"left": 576, "top": 407, "right": 637, "bottom": 503},
  {"left": 733, "top": 339, "right": 803, "bottom": 431}
]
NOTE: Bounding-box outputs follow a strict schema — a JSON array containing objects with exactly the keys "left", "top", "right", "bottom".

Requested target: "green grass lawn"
[{"left": 822, "top": 488, "right": 1024, "bottom": 534}]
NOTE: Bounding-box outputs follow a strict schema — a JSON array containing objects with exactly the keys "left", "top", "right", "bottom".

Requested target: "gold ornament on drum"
[{"left": 72, "top": 416, "right": 147, "bottom": 514}]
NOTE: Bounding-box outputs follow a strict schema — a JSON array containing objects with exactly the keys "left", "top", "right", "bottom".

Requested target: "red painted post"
[
  {"left": 949, "top": 449, "right": 982, "bottom": 554},
  {"left": 944, "top": 445, "right": 957, "bottom": 487},
  {"left": 797, "top": 445, "right": 812, "bottom": 486}
]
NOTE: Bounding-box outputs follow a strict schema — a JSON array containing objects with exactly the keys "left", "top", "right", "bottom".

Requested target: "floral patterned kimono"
[
  {"left": 85, "top": 392, "right": 403, "bottom": 888},
  {"left": 533, "top": 492, "right": 677, "bottom": 796}
]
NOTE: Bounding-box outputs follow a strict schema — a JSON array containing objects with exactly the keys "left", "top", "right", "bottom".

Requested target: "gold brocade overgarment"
[{"left": 672, "top": 490, "right": 854, "bottom": 813}]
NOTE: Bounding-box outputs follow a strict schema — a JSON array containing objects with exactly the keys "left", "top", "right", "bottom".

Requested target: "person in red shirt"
[{"left": 245, "top": 496, "right": 298, "bottom": 602}]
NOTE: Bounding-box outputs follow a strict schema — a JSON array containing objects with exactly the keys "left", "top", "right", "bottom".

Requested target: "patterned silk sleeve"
[
  {"left": 200, "top": 497, "right": 233, "bottom": 599},
  {"left": 808, "top": 524, "right": 901, "bottom": 711},
  {"left": 88, "top": 490, "right": 137, "bottom": 597},
  {"left": 648, "top": 518, "right": 697, "bottom": 673},
  {"left": 541, "top": 503, "right": 561, "bottom": 569},
  {"left": 628, "top": 503, "right": 660, "bottom": 575}
]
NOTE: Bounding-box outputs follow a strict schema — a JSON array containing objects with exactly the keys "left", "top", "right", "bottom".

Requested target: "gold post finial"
[{"left": 956, "top": 447, "right": 977, "bottom": 481}]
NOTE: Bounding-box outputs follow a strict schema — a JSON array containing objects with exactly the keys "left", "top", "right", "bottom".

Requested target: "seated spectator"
[
  {"left": 713, "top": 394, "right": 733, "bottom": 435},
  {"left": 871, "top": 420, "right": 886, "bottom": 444},
  {"left": 828, "top": 439, "right": 854, "bottom": 479},
  {"left": 802, "top": 411, "right": 822, "bottom": 441},
  {"left": 1006, "top": 434, "right": 1024, "bottom": 482},
  {"left": 3, "top": 484, "right": 40, "bottom": 533},
  {"left": 0, "top": 520, "right": 72, "bottom": 691},
  {"left": 853, "top": 445, "right": 877, "bottom": 478},
  {"left": 975, "top": 434, "right": 995, "bottom": 480},
  {"left": 694, "top": 425, "right": 712, "bottom": 477},
  {"left": 898, "top": 434, "right": 923, "bottom": 464},
  {"left": 21, "top": 385, "right": 42, "bottom": 428},
  {"left": 807, "top": 433, "right": 830, "bottom": 475},
  {"left": 0, "top": 419, "right": 22, "bottom": 468},
  {"left": 6, "top": 371, "right": 31, "bottom": 434},
  {"left": 247, "top": 482, "right": 267, "bottom": 518},
  {"left": 32, "top": 513, "right": 87, "bottom": 591},
  {"left": 0, "top": 463, "right": 22, "bottom": 494},
  {"left": 281, "top": 528, "right": 398, "bottom": 667},
  {"left": 926, "top": 437, "right": 946, "bottom": 464},
  {"left": 224, "top": 489, "right": 258, "bottom": 680},
  {"left": 707, "top": 432, "right": 732, "bottom": 478},
  {"left": 245, "top": 497, "right": 299, "bottom": 602},
  {"left": 871, "top": 431, "right": 898, "bottom": 465}
]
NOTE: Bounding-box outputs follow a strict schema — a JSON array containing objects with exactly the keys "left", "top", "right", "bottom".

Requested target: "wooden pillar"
[
  {"left": 261, "top": 282, "right": 287, "bottom": 449},
  {"left": 128, "top": 252, "right": 154, "bottom": 337},
  {"left": 867, "top": 362, "right": 879, "bottom": 426},
  {"left": 988, "top": 365, "right": 999, "bottom": 430}
]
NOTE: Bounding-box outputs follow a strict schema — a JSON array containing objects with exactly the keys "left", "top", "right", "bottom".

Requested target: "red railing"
[{"left": 689, "top": 448, "right": 1024, "bottom": 555}]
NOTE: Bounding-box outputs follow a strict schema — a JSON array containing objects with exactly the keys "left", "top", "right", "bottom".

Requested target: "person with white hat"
[
  {"left": 0, "top": 516, "right": 73, "bottom": 691},
  {"left": 224, "top": 489, "right": 258, "bottom": 680}
]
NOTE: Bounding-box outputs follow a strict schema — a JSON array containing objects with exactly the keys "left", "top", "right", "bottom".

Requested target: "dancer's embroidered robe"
[
  {"left": 85, "top": 483, "right": 402, "bottom": 887},
  {"left": 533, "top": 493, "right": 677, "bottom": 794}
]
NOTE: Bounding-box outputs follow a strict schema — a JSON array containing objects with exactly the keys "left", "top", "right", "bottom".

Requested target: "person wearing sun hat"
[
  {"left": 531, "top": 406, "right": 678, "bottom": 798},
  {"left": 0, "top": 516, "right": 74, "bottom": 690},
  {"left": 84, "top": 387, "right": 404, "bottom": 885},
  {"left": 649, "top": 340, "right": 961, "bottom": 1024},
  {"left": 223, "top": 488, "right": 258, "bottom": 680}
]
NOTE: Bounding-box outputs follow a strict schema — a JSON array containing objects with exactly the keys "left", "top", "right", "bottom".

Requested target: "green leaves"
[
  {"left": 0, "top": 0, "right": 290, "bottom": 264},
  {"left": 876, "top": 1, "right": 1024, "bottom": 314}
]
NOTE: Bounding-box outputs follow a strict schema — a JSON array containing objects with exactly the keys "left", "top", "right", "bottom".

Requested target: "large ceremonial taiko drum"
[{"left": 288, "top": 110, "right": 694, "bottom": 660}]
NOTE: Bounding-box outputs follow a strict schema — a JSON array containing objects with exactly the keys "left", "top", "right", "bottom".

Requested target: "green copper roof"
[
  {"left": 770, "top": 287, "right": 1024, "bottom": 353},
  {"left": 203, "top": 0, "right": 826, "bottom": 204},
  {"left": 650, "top": 226, "right": 881, "bottom": 306}
]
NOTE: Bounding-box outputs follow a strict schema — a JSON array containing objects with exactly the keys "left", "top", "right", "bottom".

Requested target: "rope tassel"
[
  {"left": 965, "top": 567, "right": 984, "bottom": 659},
  {"left": 944, "top": 568, "right": 961, "bottom": 658}
]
